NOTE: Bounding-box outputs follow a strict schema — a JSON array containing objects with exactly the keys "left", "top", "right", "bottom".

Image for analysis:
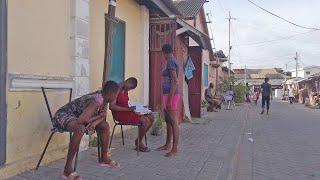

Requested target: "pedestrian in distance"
[
  {"left": 245, "top": 83, "right": 251, "bottom": 103},
  {"left": 261, "top": 77, "right": 272, "bottom": 115},
  {"left": 289, "top": 85, "right": 295, "bottom": 104}
]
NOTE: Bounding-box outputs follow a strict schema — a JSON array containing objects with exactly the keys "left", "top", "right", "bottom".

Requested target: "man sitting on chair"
[
  {"left": 109, "top": 77, "right": 154, "bottom": 152},
  {"left": 205, "top": 83, "right": 222, "bottom": 112}
]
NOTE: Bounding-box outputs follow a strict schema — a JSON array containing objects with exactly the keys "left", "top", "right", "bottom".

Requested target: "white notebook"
[{"left": 128, "top": 102, "right": 152, "bottom": 115}]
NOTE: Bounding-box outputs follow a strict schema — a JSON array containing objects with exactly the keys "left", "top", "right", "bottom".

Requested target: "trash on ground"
[{"left": 248, "top": 137, "right": 254, "bottom": 142}]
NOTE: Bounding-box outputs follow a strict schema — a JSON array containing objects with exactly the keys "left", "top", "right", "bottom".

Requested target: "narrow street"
[
  {"left": 234, "top": 100, "right": 320, "bottom": 180},
  {"left": 9, "top": 101, "right": 320, "bottom": 180}
]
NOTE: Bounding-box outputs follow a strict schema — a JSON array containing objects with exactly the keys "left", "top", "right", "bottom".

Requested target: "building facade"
[
  {"left": 1, "top": 0, "right": 151, "bottom": 178},
  {"left": 290, "top": 66, "right": 320, "bottom": 78}
]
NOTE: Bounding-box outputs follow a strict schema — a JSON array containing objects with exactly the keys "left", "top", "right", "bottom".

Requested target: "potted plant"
[{"left": 151, "top": 111, "right": 165, "bottom": 136}]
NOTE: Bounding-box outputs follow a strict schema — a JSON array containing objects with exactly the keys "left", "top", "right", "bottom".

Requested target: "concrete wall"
[
  {"left": 89, "top": 0, "right": 149, "bottom": 125},
  {"left": 202, "top": 50, "right": 210, "bottom": 100},
  {"left": 291, "top": 67, "right": 320, "bottom": 78},
  {"left": 1, "top": 0, "right": 149, "bottom": 178},
  {"left": 1, "top": 0, "right": 73, "bottom": 178}
]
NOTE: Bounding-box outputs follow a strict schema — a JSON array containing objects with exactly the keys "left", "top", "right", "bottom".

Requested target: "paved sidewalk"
[
  {"left": 234, "top": 101, "right": 320, "bottom": 180},
  {"left": 9, "top": 106, "right": 246, "bottom": 180}
]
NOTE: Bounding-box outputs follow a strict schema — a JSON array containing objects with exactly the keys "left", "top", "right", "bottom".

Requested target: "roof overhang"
[
  {"left": 137, "top": 0, "right": 211, "bottom": 50},
  {"left": 176, "top": 18, "right": 211, "bottom": 49},
  {"left": 136, "top": 0, "right": 181, "bottom": 16}
]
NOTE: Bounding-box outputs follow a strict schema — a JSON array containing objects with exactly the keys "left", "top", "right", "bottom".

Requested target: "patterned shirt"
[
  {"left": 56, "top": 91, "right": 104, "bottom": 118},
  {"left": 162, "top": 54, "right": 179, "bottom": 95}
]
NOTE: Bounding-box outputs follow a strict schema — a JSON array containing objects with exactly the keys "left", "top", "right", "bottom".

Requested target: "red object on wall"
[
  {"left": 188, "top": 46, "right": 202, "bottom": 118},
  {"left": 149, "top": 18, "right": 187, "bottom": 123}
]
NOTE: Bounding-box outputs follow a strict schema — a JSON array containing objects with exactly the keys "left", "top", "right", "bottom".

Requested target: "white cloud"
[{"left": 204, "top": 0, "right": 320, "bottom": 69}]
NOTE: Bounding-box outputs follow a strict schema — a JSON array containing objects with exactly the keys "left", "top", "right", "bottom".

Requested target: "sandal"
[
  {"left": 99, "top": 160, "right": 120, "bottom": 168},
  {"left": 62, "top": 172, "right": 82, "bottom": 180},
  {"left": 135, "top": 146, "right": 151, "bottom": 152}
]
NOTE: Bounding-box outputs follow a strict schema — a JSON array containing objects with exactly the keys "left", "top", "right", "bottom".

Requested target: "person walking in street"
[
  {"left": 205, "top": 83, "right": 222, "bottom": 112},
  {"left": 245, "top": 83, "right": 251, "bottom": 103},
  {"left": 261, "top": 77, "right": 272, "bottom": 115},
  {"left": 157, "top": 44, "right": 180, "bottom": 157},
  {"left": 289, "top": 85, "right": 295, "bottom": 104}
]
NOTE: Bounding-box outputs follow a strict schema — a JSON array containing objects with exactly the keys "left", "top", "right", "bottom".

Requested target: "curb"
[{"left": 227, "top": 106, "right": 249, "bottom": 180}]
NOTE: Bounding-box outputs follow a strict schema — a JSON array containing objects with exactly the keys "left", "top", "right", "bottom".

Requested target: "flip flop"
[
  {"left": 62, "top": 172, "right": 82, "bottom": 180},
  {"left": 99, "top": 160, "right": 120, "bottom": 168},
  {"left": 135, "top": 146, "right": 151, "bottom": 152},
  {"left": 165, "top": 152, "right": 178, "bottom": 157}
]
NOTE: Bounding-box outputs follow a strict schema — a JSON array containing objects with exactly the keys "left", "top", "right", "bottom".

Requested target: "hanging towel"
[{"left": 184, "top": 57, "right": 195, "bottom": 81}]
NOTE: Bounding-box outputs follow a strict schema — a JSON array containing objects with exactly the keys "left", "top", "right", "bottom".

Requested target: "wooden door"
[
  {"left": 188, "top": 47, "right": 202, "bottom": 118},
  {"left": 149, "top": 18, "right": 176, "bottom": 111}
]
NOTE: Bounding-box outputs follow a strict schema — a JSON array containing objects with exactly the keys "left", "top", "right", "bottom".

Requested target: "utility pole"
[
  {"left": 227, "top": 11, "right": 236, "bottom": 79},
  {"left": 285, "top": 63, "right": 288, "bottom": 82},
  {"left": 294, "top": 52, "right": 298, "bottom": 78},
  {"left": 103, "top": 0, "right": 117, "bottom": 84},
  {"left": 206, "top": 12, "right": 216, "bottom": 52},
  {"left": 0, "top": 0, "right": 7, "bottom": 165}
]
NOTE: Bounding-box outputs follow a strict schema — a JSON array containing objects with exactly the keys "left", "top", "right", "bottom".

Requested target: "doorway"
[{"left": 188, "top": 47, "right": 202, "bottom": 118}]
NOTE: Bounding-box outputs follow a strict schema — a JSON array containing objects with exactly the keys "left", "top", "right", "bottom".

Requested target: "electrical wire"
[
  {"left": 233, "top": 30, "right": 319, "bottom": 46},
  {"left": 247, "top": 0, "right": 320, "bottom": 30},
  {"left": 216, "top": 0, "right": 228, "bottom": 17}
]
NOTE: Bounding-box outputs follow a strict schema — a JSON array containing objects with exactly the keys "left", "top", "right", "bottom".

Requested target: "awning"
[
  {"left": 176, "top": 18, "right": 211, "bottom": 49},
  {"left": 137, "top": 0, "right": 211, "bottom": 50}
]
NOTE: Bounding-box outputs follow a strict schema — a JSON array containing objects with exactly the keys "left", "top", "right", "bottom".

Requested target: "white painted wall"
[{"left": 290, "top": 66, "right": 320, "bottom": 78}]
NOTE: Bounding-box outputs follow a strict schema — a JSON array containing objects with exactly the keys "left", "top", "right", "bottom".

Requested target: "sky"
[{"left": 204, "top": 0, "right": 320, "bottom": 70}]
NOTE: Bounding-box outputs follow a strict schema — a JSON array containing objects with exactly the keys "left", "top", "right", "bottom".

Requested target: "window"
[
  {"left": 203, "top": 64, "right": 209, "bottom": 86},
  {"left": 306, "top": 71, "right": 311, "bottom": 75}
]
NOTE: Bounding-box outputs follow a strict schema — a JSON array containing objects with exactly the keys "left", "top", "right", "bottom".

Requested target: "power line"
[
  {"left": 216, "top": 0, "right": 228, "bottom": 16},
  {"left": 233, "top": 30, "right": 318, "bottom": 46},
  {"left": 206, "top": 12, "right": 216, "bottom": 51},
  {"left": 247, "top": 0, "right": 320, "bottom": 30}
]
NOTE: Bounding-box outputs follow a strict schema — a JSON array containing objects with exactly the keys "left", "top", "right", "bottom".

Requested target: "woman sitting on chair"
[{"left": 109, "top": 77, "right": 154, "bottom": 152}]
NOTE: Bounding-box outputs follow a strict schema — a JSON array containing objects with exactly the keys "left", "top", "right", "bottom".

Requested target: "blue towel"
[{"left": 184, "top": 57, "right": 195, "bottom": 80}]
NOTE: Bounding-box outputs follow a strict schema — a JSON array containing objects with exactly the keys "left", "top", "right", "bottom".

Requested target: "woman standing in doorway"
[{"left": 157, "top": 44, "right": 180, "bottom": 157}]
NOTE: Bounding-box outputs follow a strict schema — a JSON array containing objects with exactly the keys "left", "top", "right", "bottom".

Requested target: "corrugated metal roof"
[{"left": 173, "top": 0, "right": 206, "bottom": 18}]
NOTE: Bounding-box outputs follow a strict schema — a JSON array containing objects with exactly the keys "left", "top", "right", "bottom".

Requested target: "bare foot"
[
  {"left": 63, "top": 169, "right": 82, "bottom": 180},
  {"left": 156, "top": 144, "right": 171, "bottom": 151},
  {"left": 99, "top": 157, "right": 120, "bottom": 168},
  {"left": 135, "top": 139, "right": 147, "bottom": 149},
  {"left": 165, "top": 150, "right": 178, "bottom": 157}
]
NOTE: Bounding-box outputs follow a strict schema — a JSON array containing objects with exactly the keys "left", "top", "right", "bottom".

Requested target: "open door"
[{"left": 188, "top": 47, "right": 202, "bottom": 118}]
